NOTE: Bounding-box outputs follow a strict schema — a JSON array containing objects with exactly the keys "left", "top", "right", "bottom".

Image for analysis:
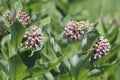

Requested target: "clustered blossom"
[
  {"left": 93, "top": 36, "right": 111, "bottom": 59},
  {"left": 64, "top": 21, "right": 86, "bottom": 40},
  {"left": 4, "top": 11, "right": 13, "bottom": 24},
  {"left": 4, "top": 11, "right": 31, "bottom": 27},
  {"left": 17, "top": 12, "right": 31, "bottom": 27},
  {"left": 0, "top": 24, "right": 10, "bottom": 35},
  {"left": 24, "top": 27, "right": 44, "bottom": 49}
]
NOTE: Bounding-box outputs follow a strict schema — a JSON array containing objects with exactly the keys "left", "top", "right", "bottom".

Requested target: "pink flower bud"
[
  {"left": 0, "top": 24, "right": 10, "bottom": 35},
  {"left": 17, "top": 12, "right": 31, "bottom": 27},
  {"left": 64, "top": 21, "right": 86, "bottom": 41},
  {"left": 24, "top": 27, "right": 44, "bottom": 49},
  {"left": 4, "top": 11, "right": 13, "bottom": 24},
  {"left": 93, "top": 36, "right": 111, "bottom": 59}
]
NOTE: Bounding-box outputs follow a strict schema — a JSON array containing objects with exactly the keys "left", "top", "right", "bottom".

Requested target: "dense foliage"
[{"left": 0, "top": 0, "right": 120, "bottom": 80}]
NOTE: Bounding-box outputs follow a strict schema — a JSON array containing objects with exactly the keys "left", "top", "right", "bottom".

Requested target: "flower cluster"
[
  {"left": 4, "top": 11, "right": 13, "bottom": 24},
  {"left": 4, "top": 11, "right": 31, "bottom": 28},
  {"left": 64, "top": 21, "right": 86, "bottom": 40},
  {"left": 0, "top": 24, "right": 10, "bottom": 36},
  {"left": 17, "top": 12, "right": 31, "bottom": 27},
  {"left": 93, "top": 36, "right": 111, "bottom": 59},
  {"left": 24, "top": 27, "right": 44, "bottom": 49}
]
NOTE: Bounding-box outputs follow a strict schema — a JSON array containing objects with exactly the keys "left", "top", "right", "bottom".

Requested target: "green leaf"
[
  {"left": 115, "top": 27, "right": 120, "bottom": 44},
  {"left": 0, "top": 58, "right": 9, "bottom": 75},
  {"left": 13, "top": 0, "right": 22, "bottom": 15},
  {"left": 61, "top": 40, "right": 82, "bottom": 59},
  {"left": 8, "top": 54, "right": 28, "bottom": 80},
  {"left": 88, "top": 63, "right": 115, "bottom": 78},
  {"left": 39, "top": 17, "right": 51, "bottom": 26},
  {"left": 78, "top": 68, "right": 89, "bottom": 80},
  {"left": 55, "top": 73, "right": 71, "bottom": 80},
  {"left": 45, "top": 2, "right": 62, "bottom": 18},
  {"left": 106, "top": 27, "right": 119, "bottom": 43},
  {"left": 44, "top": 72, "right": 55, "bottom": 80},
  {"left": 101, "top": 16, "right": 108, "bottom": 33},
  {"left": 20, "top": 50, "right": 41, "bottom": 68},
  {"left": 70, "top": 54, "right": 89, "bottom": 79},
  {"left": 88, "top": 22, "right": 98, "bottom": 32},
  {"left": 82, "top": 30, "right": 100, "bottom": 51},
  {"left": 10, "top": 20, "right": 25, "bottom": 49},
  {"left": 48, "top": 34, "right": 62, "bottom": 57},
  {"left": 10, "top": 9, "right": 16, "bottom": 23},
  {"left": 8, "top": 42, "right": 17, "bottom": 58},
  {"left": 28, "top": 57, "right": 63, "bottom": 78},
  {"left": 62, "top": 57, "right": 71, "bottom": 72},
  {"left": 63, "top": 15, "right": 72, "bottom": 25},
  {"left": 40, "top": 40, "right": 58, "bottom": 64},
  {"left": 116, "top": 62, "right": 120, "bottom": 80},
  {"left": 88, "top": 68, "right": 103, "bottom": 78},
  {"left": 0, "top": 36, "right": 9, "bottom": 59},
  {"left": 0, "top": 71, "right": 9, "bottom": 80}
]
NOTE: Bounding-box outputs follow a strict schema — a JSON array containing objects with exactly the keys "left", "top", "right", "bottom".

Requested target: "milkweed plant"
[{"left": 0, "top": 0, "right": 120, "bottom": 80}]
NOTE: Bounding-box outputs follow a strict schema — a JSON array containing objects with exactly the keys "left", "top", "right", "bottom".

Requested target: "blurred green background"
[{"left": 0, "top": 0, "right": 120, "bottom": 80}]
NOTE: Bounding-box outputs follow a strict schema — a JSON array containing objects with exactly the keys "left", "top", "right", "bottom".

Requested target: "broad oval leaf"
[
  {"left": 82, "top": 30, "right": 100, "bottom": 51},
  {"left": 39, "top": 17, "right": 51, "bottom": 27},
  {"left": 10, "top": 20, "right": 25, "bottom": 49},
  {"left": 88, "top": 68, "right": 102, "bottom": 78},
  {"left": 70, "top": 54, "right": 89, "bottom": 79},
  {"left": 88, "top": 63, "right": 115, "bottom": 78},
  {"left": 27, "top": 57, "right": 63, "bottom": 78},
  {"left": 63, "top": 15, "right": 72, "bottom": 25},
  {"left": 13, "top": 0, "right": 22, "bottom": 15},
  {"left": 8, "top": 54, "right": 28, "bottom": 80},
  {"left": 0, "top": 58, "right": 9, "bottom": 75},
  {"left": 106, "top": 27, "right": 119, "bottom": 43},
  {"left": 61, "top": 40, "right": 82, "bottom": 59}
]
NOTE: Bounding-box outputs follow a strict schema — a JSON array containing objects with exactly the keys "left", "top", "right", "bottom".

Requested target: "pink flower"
[
  {"left": 64, "top": 21, "right": 86, "bottom": 40},
  {"left": 0, "top": 24, "right": 10, "bottom": 35},
  {"left": 17, "top": 12, "right": 31, "bottom": 27},
  {"left": 93, "top": 36, "right": 111, "bottom": 59},
  {"left": 4, "top": 11, "right": 13, "bottom": 24},
  {"left": 24, "top": 27, "right": 44, "bottom": 49}
]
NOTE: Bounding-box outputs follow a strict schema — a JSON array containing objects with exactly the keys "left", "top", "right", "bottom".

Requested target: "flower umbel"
[
  {"left": 93, "top": 36, "right": 111, "bottom": 59},
  {"left": 17, "top": 12, "right": 31, "bottom": 27},
  {"left": 24, "top": 27, "right": 44, "bottom": 49},
  {"left": 4, "top": 11, "right": 13, "bottom": 24},
  {"left": 0, "top": 24, "right": 10, "bottom": 36},
  {"left": 64, "top": 21, "right": 86, "bottom": 40}
]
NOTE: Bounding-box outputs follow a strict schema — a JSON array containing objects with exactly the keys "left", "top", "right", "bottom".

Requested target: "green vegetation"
[{"left": 0, "top": 0, "right": 120, "bottom": 80}]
